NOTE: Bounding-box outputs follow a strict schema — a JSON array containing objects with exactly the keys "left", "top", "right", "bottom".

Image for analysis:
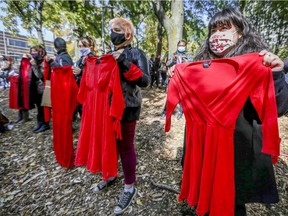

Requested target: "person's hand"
[
  {"left": 72, "top": 66, "right": 81, "bottom": 75},
  {"left": 23, "top": 54, "right": 31, "bottom": 59},
  {"left": 30, "top": 59, "right": 36, "bottom": 65},
  {"left": 112, "top": 48, "right": 125, "bottom": 60},
  {"left": 45, "top": 55, "right": 53, "bottom": 63},
  {"left": 168, "top": 65, "right": 176, "bottom": 77},
  {"left": 259, "top": 50, "right": 284, "bottom": 72},
  {"left": 173, "top": 54, "right": 178, "bottom": 62}
]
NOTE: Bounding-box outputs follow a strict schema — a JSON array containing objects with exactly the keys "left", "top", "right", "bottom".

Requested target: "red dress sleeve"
[
  {"left": 123, "top": 63, "right": 143, "bottom": 81},
  {"left": 109, "top": 63, "right": 125, "bottom": 139},
  {"left": 165, "top": 68, "right": 181, "bottom": 132},
  {"left": 250, "top": 66, "right": 281, "bottom": 163}
]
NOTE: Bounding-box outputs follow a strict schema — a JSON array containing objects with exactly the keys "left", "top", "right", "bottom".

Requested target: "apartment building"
[{"left": 0, "top": 30, "right": 54, "bottom": 66}]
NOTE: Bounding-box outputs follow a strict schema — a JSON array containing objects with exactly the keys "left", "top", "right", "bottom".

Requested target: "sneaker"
[
  {"left": 114, "top": 187, "right": 137, "bottom": 215},
  {"left": 93, "top": 177, "right": 117, "bottom": 193}
]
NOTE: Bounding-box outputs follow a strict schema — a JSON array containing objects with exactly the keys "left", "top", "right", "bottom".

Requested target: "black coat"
[
  {"left": 234, "top": 71, "right": 288, "bottom": 204},
  {"left": 114, "top": 45, "right": 150, "bottom": 122},
  {"left": 49, "top": 51, "right": 73, "bottom": 68}
]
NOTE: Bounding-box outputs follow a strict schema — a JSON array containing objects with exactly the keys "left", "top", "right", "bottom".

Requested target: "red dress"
[
  {"left": 18, "top": 58, "right": 31, "bottom": 109},
  {"left": 51, "top": 66, "right": 78, "bottom": 168},
  {"left": 75, "top": 54, "right": 125, "bottom": 180},
  {"left": 8, "top": 75, "right": 19, "bottom": 109},
  {"left": 165, "top": 53, "right": 281, "bottom": 216}
]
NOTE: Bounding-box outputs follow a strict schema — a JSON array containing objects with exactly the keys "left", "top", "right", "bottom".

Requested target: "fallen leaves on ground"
[{"left": 0, "top": 87, "right": 287, "bottom": 215}]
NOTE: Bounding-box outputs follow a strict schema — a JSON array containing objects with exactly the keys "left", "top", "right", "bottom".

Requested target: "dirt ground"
[{"left": 0, "top": 87, "right": 287, "bottom": 216}]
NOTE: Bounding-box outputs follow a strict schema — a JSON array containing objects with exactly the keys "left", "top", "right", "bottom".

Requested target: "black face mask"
[
  {"left": 31, "top": 53, "right": 44, "bottom": 63},
  {"left": 110, "top": 31, "right": 126, "bottom": 45}
]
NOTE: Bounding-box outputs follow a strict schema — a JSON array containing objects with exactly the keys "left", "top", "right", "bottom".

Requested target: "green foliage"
[
  {"left": 27, "top": 37, "right": 40, "bottom": 47},
  {"left": 1, "top": 0, "right": 47, "bottom": 44},
  {"left": 244, "top": 0, "right": 288, "bottom": 56},
  {"left": 1, "top": 0, "right": 287, "bottom": 58},
  {"left": 1, "top": 0, "right": 34, "bottom": 34}
]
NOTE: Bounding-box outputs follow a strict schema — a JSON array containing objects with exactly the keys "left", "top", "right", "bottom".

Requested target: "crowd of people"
[{"left": 1, "top": 7, "right": 288, "bottom": 216}]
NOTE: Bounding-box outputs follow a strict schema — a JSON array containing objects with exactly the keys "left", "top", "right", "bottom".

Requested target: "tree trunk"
[
  {"left": 152, "top": 0, "right": 184, "bottom": 56},
  {"left": 36, "top": 27, "right": 44, "bottom": 45},
  {"left": 35, "top": 1, "right": 45, "bottom": 45},
  {"left": 156, "top": 22, "right": 163, "bottom": 57}
]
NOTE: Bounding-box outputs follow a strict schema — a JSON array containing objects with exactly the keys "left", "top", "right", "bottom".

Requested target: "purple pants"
[{"left": 116, "top": 120, "right": 137, "bottom": 185}]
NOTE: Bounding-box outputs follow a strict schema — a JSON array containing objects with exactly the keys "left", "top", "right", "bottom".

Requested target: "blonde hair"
[
  {"left": 109, "top": 18, "right": 134, "bottom": 48},
  {"left": 77, "top": 36, "right": 97, "bottom": 54}
]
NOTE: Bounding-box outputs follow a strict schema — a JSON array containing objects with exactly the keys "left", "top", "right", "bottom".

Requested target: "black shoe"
[
  {"left": 15, "top": 118, "right": 23, "bottom": 124},
  {"left": 114, "top": 187, "right": 137, "bottom": 215},
  {"left": 235, "top": 205, "right": 247, "bottom": 216},
  {"left": 20, "top": 110, "right": 32, "bottom": 124},
  {"left": 177, "top": 112, "right": 183, "bottom": 120},
  {"left": 32, "top": 123, "right": 42, "bottom": 132},
  {"left": 15, "top": 111, "right": 23, "bottom": 123},
  {"left": 34, "top": 124, "right": 50, "bottom": 133}
]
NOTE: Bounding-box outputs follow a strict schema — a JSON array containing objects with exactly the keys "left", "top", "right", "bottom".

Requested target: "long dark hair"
[{"left": 194, "top": 8, "right": 268, "bottom": 61}]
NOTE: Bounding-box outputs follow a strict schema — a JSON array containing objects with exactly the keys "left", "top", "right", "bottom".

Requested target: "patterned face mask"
[{"left": 209, "top": 30, "right": 237, "bottom": 55}]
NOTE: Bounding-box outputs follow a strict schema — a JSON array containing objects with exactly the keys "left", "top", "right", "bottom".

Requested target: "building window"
[
  {"left": 45, "top": 46, "right": 54, "bottom": 52},
  {"left": 8, "top": 39, "right": 29, "bottom": 48}
]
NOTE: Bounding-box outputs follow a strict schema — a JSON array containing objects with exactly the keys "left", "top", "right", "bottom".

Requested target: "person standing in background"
[
  {"left": 29, "top": 45, "right": 50, "bottom": 133},
  {"left": 46, "top": 37, "right": 73, "bottom": 68},
  {"left": 72, "top": 36, "right": 97, "bottom": 119}
]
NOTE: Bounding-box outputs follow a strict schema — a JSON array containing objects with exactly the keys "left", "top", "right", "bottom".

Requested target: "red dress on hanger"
[
  {"left": 51, "top": 66, "right": 78, "bottom": 168},
  {"left": 8, "top": 75, "right": 19, "bottom": 109},
  {"left": 75, "top": 54, "right": 125, "bottom": 181},
  {"left": 18, "top": 58, "right": 31, "bottom": 109},
  {"left": 165, "top": 53, "right": 281, "bottom": 216}
]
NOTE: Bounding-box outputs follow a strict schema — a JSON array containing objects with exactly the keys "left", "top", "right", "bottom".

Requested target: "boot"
[
  {"left": 34, "top": 123, "right": 50, "bottom": 133},
  {"left": 32, "top": 122, "right": 42, "bottom": 132},
  {"left": 15, "top": 110, "right": 23, "bottom": 123},
  {"left": 20, "top": 110, "right": 31, "bottom": 124}
]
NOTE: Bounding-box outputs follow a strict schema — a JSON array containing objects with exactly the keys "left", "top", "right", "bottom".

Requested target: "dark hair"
[
  {"left": 54, "top": 37, "right": 66, "bottom": 51},
  {"left": 30, "top": 45, "right": 47, "bottom": 57},
  {"left": 194, "top": 8, "right": 268, "bottom": 61},
  {"left": 177, "top": 40, "right": 186, "bottom": 46}
]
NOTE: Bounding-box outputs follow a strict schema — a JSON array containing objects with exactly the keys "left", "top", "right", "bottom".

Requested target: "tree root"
[{"left": 149, "top": 178, "right": 180, "bottom": 194}]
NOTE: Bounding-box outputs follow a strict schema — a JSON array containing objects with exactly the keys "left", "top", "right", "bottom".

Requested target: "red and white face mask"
[{"left": 209, "top": 30, "right": 237, "bottom": 55}]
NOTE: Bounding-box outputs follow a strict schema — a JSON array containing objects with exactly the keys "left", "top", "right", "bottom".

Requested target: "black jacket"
[
  {"left": 234, "top": 70, "right": 288, "bottom": 205},
  {"left": 114, "top": 45, "right": 150, "bottom": 121},
  {"left": 74, "top": 52, "right": 95, "bottom": 86},
  {"left": 49, "top": 50, "right": 73, "bottom": 68}
]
